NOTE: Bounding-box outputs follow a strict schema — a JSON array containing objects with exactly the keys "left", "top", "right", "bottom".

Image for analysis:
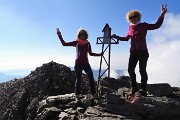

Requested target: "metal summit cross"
[{"left": 96, "top": 23, "right": 119, "bottom": 97}]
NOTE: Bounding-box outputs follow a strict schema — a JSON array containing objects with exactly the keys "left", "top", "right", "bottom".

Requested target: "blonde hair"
[
  {"left": 76, "top": 28, "right": 88, "bottom": 39},
  {"left": 126, "top": 10, "right": 142, "bottom": 22}
]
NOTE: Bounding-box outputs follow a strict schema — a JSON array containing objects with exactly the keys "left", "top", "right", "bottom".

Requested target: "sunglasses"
[{"left": 129, "top": 15, "right": 138, "bottom": 20}]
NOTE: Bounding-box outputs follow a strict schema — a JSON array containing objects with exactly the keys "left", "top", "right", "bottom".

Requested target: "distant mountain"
[
  {"left": 0, "top": 72, "right": 22, "bottom": 83},
  {"left": 1, "top": 69, "right": 33, "bottom": 76},
  {"left": 0, "top": 69, "right": 33, "bottom": 83}
]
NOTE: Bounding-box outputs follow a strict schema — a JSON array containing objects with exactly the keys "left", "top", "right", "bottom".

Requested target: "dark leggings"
[
  {"left": 74, "top": 63, "right": 96, "bottom": 95},
  {"left": 128, "top": 50, "right": 149, "bottom": 90}
]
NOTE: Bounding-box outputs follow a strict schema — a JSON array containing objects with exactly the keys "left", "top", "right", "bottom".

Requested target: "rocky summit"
[{"left": 0, "top": 61, "right": 180, "bottom": 120}]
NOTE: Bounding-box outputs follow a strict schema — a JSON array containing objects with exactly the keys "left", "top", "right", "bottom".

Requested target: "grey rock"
[
  {"left": 106, "top": 93, "right": 125, "bottom": 104},
  {"left": 147, "top": 83, "right": 173, "bottom": 97},
  {"left": 35, "top": 107, "right": 60, "bottom": 120},
  {"left": 58, "top": 112, "right": 69, "bottom": 120},
  {"left": 1, "top": 61, "right": 180, "bottom": 120}
]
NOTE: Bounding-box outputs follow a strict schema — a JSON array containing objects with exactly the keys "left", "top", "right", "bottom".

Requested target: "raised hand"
[
  {"left": 56, "top": 28, "right": 62, "bottom": 37},
  {"left": 56, "top": 28, "right": 59, "bottom": 31},
  {"left": 160, "top": 4, "right": 167, "bottom": 18}
]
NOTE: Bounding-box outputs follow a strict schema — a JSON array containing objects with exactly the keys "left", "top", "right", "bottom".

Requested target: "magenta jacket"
[
  {"left": 116, "top": 17, "right": 164, "bottom": 52},
  {"left": 59, "top": 36, "right": 101, "bottom": 64}
]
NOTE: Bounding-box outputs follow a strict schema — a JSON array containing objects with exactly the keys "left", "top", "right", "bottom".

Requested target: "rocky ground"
[{"left": 0, "top": 61, "right": 180, "bottom": 120}]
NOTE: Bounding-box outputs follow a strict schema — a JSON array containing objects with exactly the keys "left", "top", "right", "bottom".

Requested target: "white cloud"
[{"left": 109, "top": 69, "right": 118, "bottom": 78}]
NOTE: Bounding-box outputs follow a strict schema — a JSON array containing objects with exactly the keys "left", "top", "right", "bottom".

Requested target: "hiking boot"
[
  {"left": 139, "top": 89, "right": 147, "bottom": 97},
  {"left": 126, "top": 86, "right": 139, "bottom": 100},
  {"left": 131, "top": 86, "right": 139, "bottom": 94}
]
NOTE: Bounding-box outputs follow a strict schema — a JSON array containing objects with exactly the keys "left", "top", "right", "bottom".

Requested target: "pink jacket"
[{"left": 117, "top": 17, "right": 164, "bottom": 52}]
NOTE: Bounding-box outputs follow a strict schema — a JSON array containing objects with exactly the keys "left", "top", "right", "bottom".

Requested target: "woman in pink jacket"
[
  {"left": 57, "top": 28, "right": 102, "bottom": 99},
  {"left": 112, "top": 4, "right": 167, "bottom": 97}
]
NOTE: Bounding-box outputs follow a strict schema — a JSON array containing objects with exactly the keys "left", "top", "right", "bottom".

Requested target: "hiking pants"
[
  {"left": 128, "top": 50, "right": 149, "bottom": 90},
  {"left": 74, "top": 63, "right": 96, "bottom": 95}
]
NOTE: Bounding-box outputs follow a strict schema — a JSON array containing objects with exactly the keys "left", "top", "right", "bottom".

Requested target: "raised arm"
[
  {"left": 57, "top": 28, "right": 66, "bottom": 45},
  {"left": 56, "top": 28, "right": 76, "bottom": 46},
  {"left": 146, "top": 4, "right": 167, "bottom": 30},
  {"left": 160, "top": 4, "right": 167, "bottom": 18}
]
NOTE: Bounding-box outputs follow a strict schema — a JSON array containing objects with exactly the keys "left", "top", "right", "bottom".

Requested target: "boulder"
[{"left": 147, "top": 83, "right": 173, "bottom": 97}]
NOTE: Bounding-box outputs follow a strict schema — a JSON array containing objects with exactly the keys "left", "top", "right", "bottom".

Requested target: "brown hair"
[
  {"left": 126, "top": 10, "right": 142, "bottom": 22},
  {"left": 76, "top": 28, "right": 88, "bottom": 39}
]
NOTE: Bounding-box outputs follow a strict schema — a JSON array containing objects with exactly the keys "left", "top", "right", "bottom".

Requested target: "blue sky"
[{"left": 1, "top": 0, "right": 180, "bottom": 87}]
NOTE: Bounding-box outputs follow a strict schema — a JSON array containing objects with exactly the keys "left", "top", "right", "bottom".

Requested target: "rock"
[
  {"left": 147, "top": 83, "right": 173, "bottom": 97},
  {"left": 84, "top": 106, "right": 101, "bottom": 117},
  {"left": 58, "top": 112, "right": 69, "bottom": 120},
  {"left": 46, "top": 93, "right": 76, "bottom": 105},
  {"left": 77, "top": 107, "right": 84, "bottom": 113},
  {"left": 0, "top": 61, "right": 75, "bottom": 120},
  {"left": 106, "top": 93, "right": 125, "bottom": 104},
  {"left": 132, "top": 97, "right": 180, "bottom": 119},
  {"left": 0, "top": 61, "right": 180, "bottom": 120},
  {"left": 35, "top": 107, "right": 60, "bottom": 120}
]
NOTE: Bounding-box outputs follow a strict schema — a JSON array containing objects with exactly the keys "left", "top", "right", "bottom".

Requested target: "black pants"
[
  {"left": 74, "top": 63, "right": 96, "bottom": 95},
  {"left": 128, "top": 50, "right": 149, "bottom": 90}
]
